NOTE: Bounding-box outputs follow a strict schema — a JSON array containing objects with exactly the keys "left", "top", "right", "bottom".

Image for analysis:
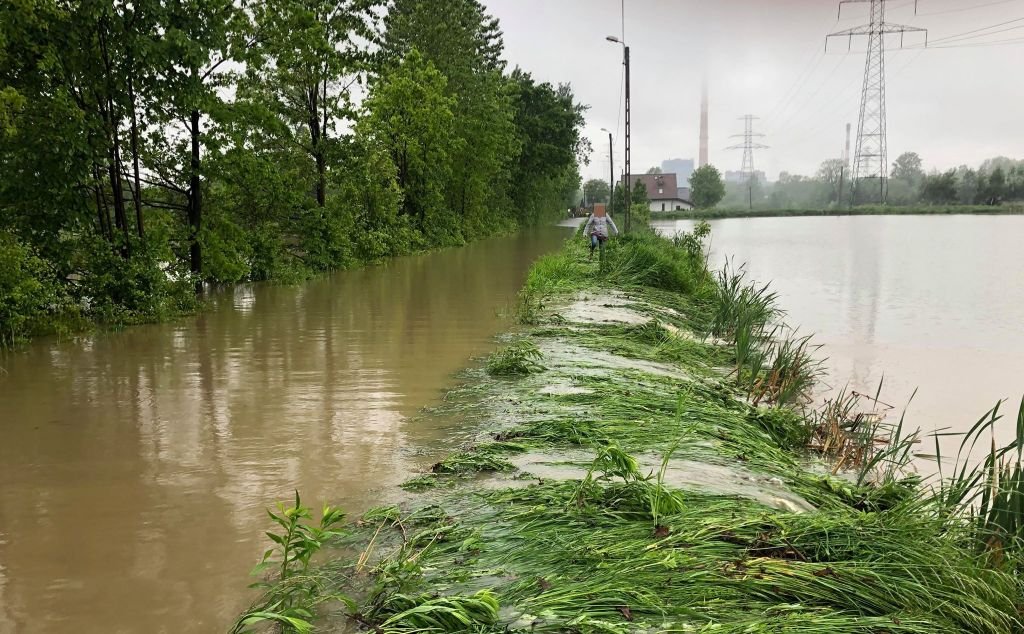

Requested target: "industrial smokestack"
[
  {"left": 843, "top": 122, "right": 852, "bottom": 164},
  {"left": 699, "top": 78, "right": 709, "bottom": 168}
]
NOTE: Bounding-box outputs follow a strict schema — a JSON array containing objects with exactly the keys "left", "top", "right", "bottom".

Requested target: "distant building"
[
  {"left": 662, "top": 159, "right": 695, "bottom": 185},
  {"left": 725, "top": 170, "right": 766, "bottom": 184},
  {"left": 625, "top": 173, "right": 694, "bottom": 212}
]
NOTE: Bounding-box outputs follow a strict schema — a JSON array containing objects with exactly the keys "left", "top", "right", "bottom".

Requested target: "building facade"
[{"left": 626, "top": 173, "right": 694, "bottom": 213}]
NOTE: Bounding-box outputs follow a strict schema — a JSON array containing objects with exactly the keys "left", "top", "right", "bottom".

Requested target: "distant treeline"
[
  {"left": 0, "top": 0, "right": 587, "bottom": 346},
  {"left": 722, "top": 153, "right": 1024, "bottom": 210}
]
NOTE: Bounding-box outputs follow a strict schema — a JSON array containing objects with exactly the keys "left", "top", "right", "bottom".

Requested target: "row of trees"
[
  {"left": 0, "top": 0, "right": 587, "bottom": 344},
  {"left": 725, "top": 153, "right": 1024, "bottom": 210}
]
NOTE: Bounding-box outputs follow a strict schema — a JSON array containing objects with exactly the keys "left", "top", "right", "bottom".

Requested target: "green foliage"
[
  {"left": 0, "top": 0, "right": 587, "bottom": 345},
  {"left": 604, "top": 230, "right": 710, "bottom": 294},
  {"left": 891, "top": 151, "right": 925, "bottom": 186},
  {"left": 378, "top": 590, "right": 500, "bottom": 630},
  {"left": 582, "top": 178, "right": 610, "bottom": 204},
  {"left": 0, "top": 232, "right": 74, "bottom": 347},
  {"left": 690, "top": 164, "right": 726, "bottom": 209},
  {"left": 77, "top": 234, "right": 198, "bottom": 326},
  {"left": 920, "top": 170, "right": 959, "bottom": 204},
  {"left": 232, "top": 492, "right": 349, "bottom": 634},
  {"left": 486, "top": 339, "right": 544, "bottom": 376}
]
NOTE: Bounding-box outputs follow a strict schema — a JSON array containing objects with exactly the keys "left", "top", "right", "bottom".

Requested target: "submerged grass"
[{"left": 237, "top": 228, "right": 1024, "bottom": 633}]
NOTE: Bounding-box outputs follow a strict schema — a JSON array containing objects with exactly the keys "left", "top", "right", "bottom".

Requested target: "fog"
[{"left": 483, "top": 0, "right": 1024, "bottom": 183}]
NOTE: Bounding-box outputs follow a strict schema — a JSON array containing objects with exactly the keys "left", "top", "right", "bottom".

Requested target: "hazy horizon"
[{"left": 483, "top": 0, "right": 1024, "bottom": 183}]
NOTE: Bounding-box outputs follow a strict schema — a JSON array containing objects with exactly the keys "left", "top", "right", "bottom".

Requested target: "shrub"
[
  {"left": 76, "top": 233, "right": 197, "bottom": 326},
  {"left": 201, "top": 210, "right": 253, "bottom": 284},
  {"left": 0, "top": 231, "right": 72, "bottom": 346}
]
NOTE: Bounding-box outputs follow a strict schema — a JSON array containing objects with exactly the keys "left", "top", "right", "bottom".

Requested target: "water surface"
[
  {"left": 655, "top": 215, "right": 1024, "bottom": 459},
  {"left": 0, "top": 228, "right": 570, "bottom": 634}
]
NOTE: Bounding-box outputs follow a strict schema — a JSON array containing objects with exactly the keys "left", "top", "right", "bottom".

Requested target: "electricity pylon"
[
  {"left": 828, "top": 0, "right": 927, "bottom": 205},
  {"left": 727, "top": 115, "right": 768, "bottom": 211}
]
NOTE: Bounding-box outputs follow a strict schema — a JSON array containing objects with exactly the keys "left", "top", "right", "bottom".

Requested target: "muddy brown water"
[{"left": 0, "top": 227, "right": 572, "bottom": 634}]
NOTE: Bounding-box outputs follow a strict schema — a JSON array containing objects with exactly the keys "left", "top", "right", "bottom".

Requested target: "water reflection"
[
  {"left": 655, "top": 215, "right": 1024, "bottom": 465},
  {"left": 0, "top": 228, "right": 570, "bottom": 634}
]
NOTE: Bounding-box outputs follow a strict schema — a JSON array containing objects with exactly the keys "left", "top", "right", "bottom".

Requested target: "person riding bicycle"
[{"left": 582, "top": 206, "right": 619, "bottom": 258}]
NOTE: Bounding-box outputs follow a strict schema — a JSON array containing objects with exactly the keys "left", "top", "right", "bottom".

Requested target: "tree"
[
  {"left": 891, "top": 152, "right": 924, "bottom": 186},
  {"left": 244, "top": 0, "right": 378, "bottom": 209},
  {"left": 359, "top": 51, "right": 456, "bottom": 228},
  {"left": 583, "top": 179, "right": 610, "bottom": 204},
  {"left": 381, "top": 0, "right": 517, "bottom": 236},
  {"left": 506, "top": 70, "right": 587, "bottom": 225},
  {"left": 817, "top": 159, "right": 846, "bottom": 204},
  {"left": 920, "top": 170, "right": 958, "bottom": 204},
  {"left": 632, "top": 180, "right": 649, "bottom": 207},
  {"left": 983, "top": 167, "right": 1007, "bottom": 205},
  {"left": 956, "top": 167, "right": 981, "bottom": 205},
  {"left": 645, "top": 166, "right": 662, "bottom": 174},
  {"left": 690, "top": 165, "right": 725, "bottom": 209}
]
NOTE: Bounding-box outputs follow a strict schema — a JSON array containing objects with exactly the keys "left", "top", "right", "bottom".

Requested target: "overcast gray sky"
[{"left": 482, "top": 0, "right": 1024, "bottom": 183}]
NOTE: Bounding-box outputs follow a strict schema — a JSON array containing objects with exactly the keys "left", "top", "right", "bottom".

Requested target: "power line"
[
  {"left": 925, "top": 35, "right": 1024, "bottom": 48},
  {"left": 927, "top": 16, "right": 1024, "bottom": 44},
  {"left": 917, "top": 0, "right": 1021, "bottom": 16},
  {"left": 767, "top": 53, "right": 852, "bottom": 137}
]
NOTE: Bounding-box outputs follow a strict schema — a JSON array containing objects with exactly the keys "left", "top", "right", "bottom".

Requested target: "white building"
[{"left": 626, "top": 173, "right": 694, "bottom": 212}]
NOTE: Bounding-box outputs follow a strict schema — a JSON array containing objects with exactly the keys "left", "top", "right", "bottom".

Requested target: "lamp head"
[{"left": 606, "top": 35, "right": 621, "bottom": 43}]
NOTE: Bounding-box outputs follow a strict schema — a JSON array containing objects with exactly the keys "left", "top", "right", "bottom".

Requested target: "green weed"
[{"left": 486, "top": 339, "right": 545, "bottom": 376}]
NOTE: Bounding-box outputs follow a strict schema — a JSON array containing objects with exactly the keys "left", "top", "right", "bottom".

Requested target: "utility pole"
[
  {"left": 727, "top": 115, "right": 768, "bottom": 211},
  {"left": 623, "top": 45, "right": 631, "bottom": 231},
  {"left": 601, "top": 127, "right": 614, "bottom": 209},
  {"left": 828, "top": 0, "right": 927, "bottom": 205},
  {"left": 838, "top": 122, "right": 851, "bottom": 206},
  {"left": 608, "top": 132, "right": 614, "bottom": 210},
  {"left": 606, "top": 35, "right": 630, "bottom": 233}
]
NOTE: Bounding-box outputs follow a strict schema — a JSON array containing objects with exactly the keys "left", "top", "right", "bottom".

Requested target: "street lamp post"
[
  {"left": 606, "top": 36, "right": 630, "bottom": 233},
  {"left": 600, "top": 127, "right": 613, "bottom": 214}
]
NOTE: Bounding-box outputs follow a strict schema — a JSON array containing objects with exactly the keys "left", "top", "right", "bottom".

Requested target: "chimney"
[{"left": 699, "top": 78, "right": 709, "bottom": 168}]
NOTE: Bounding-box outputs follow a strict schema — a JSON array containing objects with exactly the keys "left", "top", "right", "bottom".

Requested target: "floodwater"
[
  {"left": 0, "top": 228, "right": 571, "bottom": 634},
  {"left": 654, "top": 215, "right": 1024, "bottom": 461}
]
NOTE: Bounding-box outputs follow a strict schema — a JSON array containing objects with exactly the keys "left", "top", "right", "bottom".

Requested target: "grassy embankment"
[
  {"left": 233, "top": 226, "right": 1024, "bottom": 634},
  {"left": 658, "top": 203, "right": 1024, "bottom": 221}
]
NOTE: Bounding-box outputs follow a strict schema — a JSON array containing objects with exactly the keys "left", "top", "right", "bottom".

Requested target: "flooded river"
[
  {"left": 0, "top": 228, "right": 571, "bottom": 634},
  {"left": 655, "top": 214, "right": 1024, "bottom": 459},
  {"left": 3, "top": 215, "right": 1023, "bottom": 633}
]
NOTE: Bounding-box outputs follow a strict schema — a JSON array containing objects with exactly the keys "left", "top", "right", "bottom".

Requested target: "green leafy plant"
[
  {"left": 231, "top": 492, "right": 348, "bottom": 634},
  {"left": 486, "top": 339, "right": 545, "bottom": 376}
]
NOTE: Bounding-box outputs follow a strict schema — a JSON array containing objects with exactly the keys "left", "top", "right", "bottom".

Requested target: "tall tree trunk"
[
  {"left": 97, "top": 24, "right": 129, "bottom": 254},
  {"left": 93, "top": 162, "right": 112, "bottom": 240},
  {"left": 308, "top": 86, "right": 326, "bottom": 208},
  {"left": 106, "top": 112, "right": 130, "bottom": 255},
  {"left": 127, "top": 72, "right": 144, "bottom": 238},
  {"left": 188, "top": 108, "right": 202, "bottom": 281}
]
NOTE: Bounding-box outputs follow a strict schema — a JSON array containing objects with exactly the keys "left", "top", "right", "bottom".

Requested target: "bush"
[
  {"left": 200, "top": 210, "right": 253, "bottom": 283},
  {"left": 77, "top": 234, "right": 197, "bottom": 326},
  {"left": 0, "top": 231, "right": 72, "bottom": 346}
]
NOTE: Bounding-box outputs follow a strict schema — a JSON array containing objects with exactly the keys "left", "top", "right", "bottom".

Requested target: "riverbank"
[
  {"left": 657, "top": 203, "right": 1024, "bottom": 220},
  {"left": 235, "top": 229, "right": 1024, "bottom": 633},
  {"left": 0, "top": 222, "right": 528, "bottom": 351}
]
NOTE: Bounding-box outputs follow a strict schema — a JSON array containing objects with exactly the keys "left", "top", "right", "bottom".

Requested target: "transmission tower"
[
  {"left": 828, "top": 0, "right": 927, "bottom": 205},
  {"left": 726, "top": 115, "right": 768, "bottom": 210}
]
